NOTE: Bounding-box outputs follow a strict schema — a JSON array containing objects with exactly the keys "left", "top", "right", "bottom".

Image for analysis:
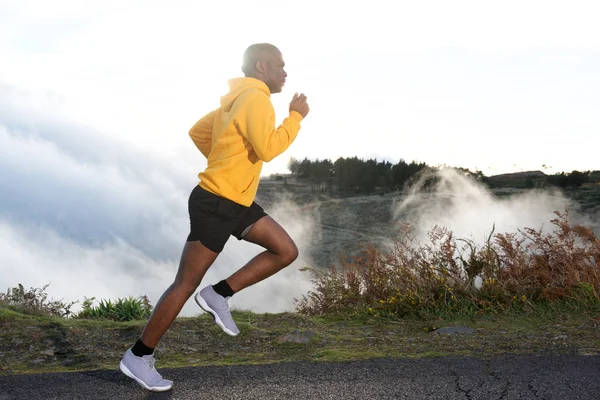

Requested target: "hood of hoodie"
[{"left": 220, "top": 77, "right": 271, "bottom": 108}]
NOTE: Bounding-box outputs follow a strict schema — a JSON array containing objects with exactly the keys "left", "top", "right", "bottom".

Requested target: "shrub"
[
  {"left": 0, "top": 283, "right": 76, "bottom": 318},
  {"left": 76, "top": 296, "right": 153, "bottom": 321},
  {"left": 296, "top": 210, "right": 600, "bottom": 319}
]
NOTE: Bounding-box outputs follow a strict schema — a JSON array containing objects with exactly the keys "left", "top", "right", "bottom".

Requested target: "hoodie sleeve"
[
  {"left": 189, "top": 110, "right": 216, "bottom": 158},
  {"left": 238, "top": 91, "right": 302, "bottom": 162}
]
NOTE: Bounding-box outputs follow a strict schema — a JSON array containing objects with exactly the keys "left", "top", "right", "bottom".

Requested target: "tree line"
[
  {"left": 287, "top": 157, "right": 442, "bottom": 195},
  {"left": 544, "top": 171, "right": 595, "bottom": 188},
  {"left": 285, "top": 157, "right": 599, "bottom": 195}
]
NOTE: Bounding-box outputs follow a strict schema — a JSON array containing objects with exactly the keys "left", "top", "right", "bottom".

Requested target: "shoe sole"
[
  {"left": 194, "top": 292, "right": 239, "bottom": 336},
  {"left": 119, "top": 361, "right": 173, "bottom": 392}
]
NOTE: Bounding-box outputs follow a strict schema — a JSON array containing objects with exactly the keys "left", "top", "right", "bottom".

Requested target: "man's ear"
[{"left": 255, "top": 61, "right": 265, "bottom": 74}]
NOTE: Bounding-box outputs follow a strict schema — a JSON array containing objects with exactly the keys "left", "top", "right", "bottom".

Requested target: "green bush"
[{"left": 76, "top": 296, "right": 153, "bottom": 321}]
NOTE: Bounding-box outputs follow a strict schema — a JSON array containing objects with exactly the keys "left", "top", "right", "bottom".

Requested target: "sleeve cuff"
[{"left": 289, "top": 111, "right": 303, "bottom": 124}]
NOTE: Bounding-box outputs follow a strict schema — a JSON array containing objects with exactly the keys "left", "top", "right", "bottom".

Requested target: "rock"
[
  {"left": 31, "top": 358, "right": 45, "bottom": 365},
  {"left": 55, "top": 346, "right": 71, "bottom": 355},
  {"left": 433, "top": 326, "right": 475, "bottom": 335},
  {"left": 62, "top": 359, "right": 74, "bottom": 367},
  {"left": 554, "top": 334, "right": 568, "bottom": 340},
  {"left": 278, "top": 330, "right": 316, "bottom": 344},
  {"left": 40, "top": 349, "right": 55, "bottom": 356}
]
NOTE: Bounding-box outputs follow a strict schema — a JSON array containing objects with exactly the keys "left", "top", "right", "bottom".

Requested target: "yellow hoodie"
[{"left": 189, "top": 77, "right": 302, "bottom": 206}]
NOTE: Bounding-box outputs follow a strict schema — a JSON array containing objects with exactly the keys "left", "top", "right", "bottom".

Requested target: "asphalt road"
[{"left": 1, "top": 355, "right": 599, "bottom": 400}]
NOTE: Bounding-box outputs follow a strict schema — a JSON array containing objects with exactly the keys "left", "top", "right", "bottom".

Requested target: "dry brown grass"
[{"left": 296, "top": 210, "right": 600, "bottom": 318}]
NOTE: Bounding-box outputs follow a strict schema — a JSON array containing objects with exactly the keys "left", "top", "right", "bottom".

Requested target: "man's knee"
[
  {"left": 173, "top": 278, "right": 199, "bottom": 297},
  {"left": 280, "top": 241, "right": 299, "bottom": 266}
]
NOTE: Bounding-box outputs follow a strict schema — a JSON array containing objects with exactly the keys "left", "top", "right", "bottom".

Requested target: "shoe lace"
[{"left": 143, "top": 355, "right": 156, "bottom": 371}]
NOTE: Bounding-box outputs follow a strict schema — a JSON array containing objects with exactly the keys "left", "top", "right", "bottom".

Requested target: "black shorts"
[{"left": 186, "top": 185, "right": 267, "bottom": 253}]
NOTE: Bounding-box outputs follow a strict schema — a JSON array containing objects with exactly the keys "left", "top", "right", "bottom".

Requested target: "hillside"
[
  {"left": 486, "top": 170, "right": 546, "bottom": 180},
  {"left": 256, "top": 175, "right": 600, "bottom": 268}
]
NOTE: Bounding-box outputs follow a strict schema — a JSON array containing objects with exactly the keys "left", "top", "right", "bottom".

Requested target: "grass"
[{"left": 1, "top": 306, "right": 599, "bottom": 375}]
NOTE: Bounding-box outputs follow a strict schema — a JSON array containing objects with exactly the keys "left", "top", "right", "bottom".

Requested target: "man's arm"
[
  {"left": 239, "top": 92, "right": 303, "bottom": 162},
  {"left": 189, "top": 110, "right": 216, "bottom": 158}
]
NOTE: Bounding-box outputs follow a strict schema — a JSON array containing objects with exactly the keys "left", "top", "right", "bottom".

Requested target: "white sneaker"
[
  {"left": 119, "top": 349, "right": 173, "bottom": 392},
  {"left": 195, "top": 285, "right": 240, "bottom": 336}
]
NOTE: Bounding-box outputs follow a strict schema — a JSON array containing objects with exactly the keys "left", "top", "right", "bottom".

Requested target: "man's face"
[{"left": 262, "top": 50, "right": 287, "bottom": 94}]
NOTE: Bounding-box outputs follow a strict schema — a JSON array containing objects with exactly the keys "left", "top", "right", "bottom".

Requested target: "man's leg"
[
  {"left": 226, "top": 215, "right": 298, "bottom": 292},
  {"left": 196, "top": 209, "right": 298, "bottom": 336},
  {"left": 140, "top": 241, "right": 219, "bottom": 347},
  {"left": 119, "top": 240, "right": 218, "bottom": 391}
]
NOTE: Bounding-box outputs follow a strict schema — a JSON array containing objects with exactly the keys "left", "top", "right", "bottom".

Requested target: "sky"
[
  {"left": 1, "top": 0, "right": 599, "bottom": 176},
  {"left": 1, "top": 0, "right": 599, "bottom": 315}
]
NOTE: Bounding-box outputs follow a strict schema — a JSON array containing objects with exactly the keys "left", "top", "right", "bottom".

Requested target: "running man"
[{"left": 118, "top": 43, "right": 309, "bottom": 392}]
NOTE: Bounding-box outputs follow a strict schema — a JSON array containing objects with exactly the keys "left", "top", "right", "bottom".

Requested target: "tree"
[
  {"left": 566, "top": 170, "right": 589, "bottom": 187},
  {"left": 288, "top": 157, "right": 299, "bottom": 176},
  {"left": 547, "top": 170, "right": 590, "bottom": 188}
]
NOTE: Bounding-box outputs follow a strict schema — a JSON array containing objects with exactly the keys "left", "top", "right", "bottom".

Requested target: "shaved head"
[
  {"left": 241, "top": 43, "right": 281, "bottom": 76},
  {"left": 241, "top": 43, "right": 287, "bottom": 93}
]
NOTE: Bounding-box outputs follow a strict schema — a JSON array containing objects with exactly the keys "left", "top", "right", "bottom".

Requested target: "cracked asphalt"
[{"left": 1, "top": 354, "right": 599, "bottom": 399}]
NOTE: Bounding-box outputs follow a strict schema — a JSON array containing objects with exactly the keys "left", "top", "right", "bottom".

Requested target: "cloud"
[
  {"left": 393, "top": 168, "right": 599, "bottom": 246},
  {"left": 0, "top": 84, "right": 190, "bottom": 260},
  {"left": 0, "top": 83, "right": 315, "bottom": 315},
  {"left": 0, "top": 201, "right": 317, "bottom": 316}
]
